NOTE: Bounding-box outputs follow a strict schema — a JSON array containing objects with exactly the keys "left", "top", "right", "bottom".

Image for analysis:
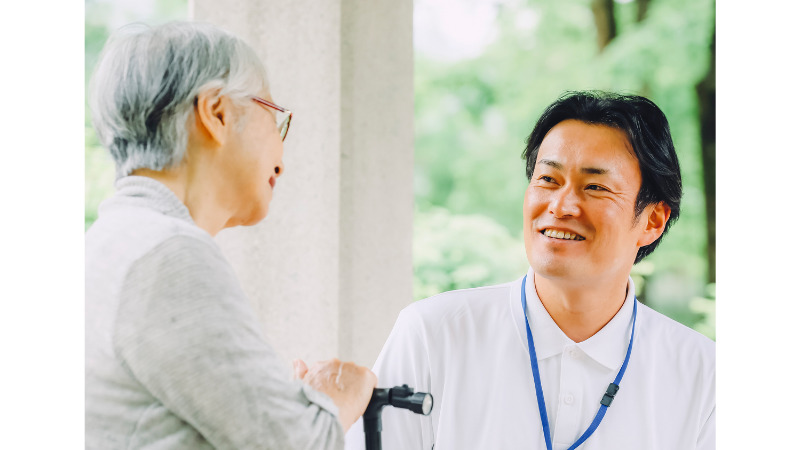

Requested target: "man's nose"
[{"left": 549, "top": 187, "right": 581, "bottom": 218}]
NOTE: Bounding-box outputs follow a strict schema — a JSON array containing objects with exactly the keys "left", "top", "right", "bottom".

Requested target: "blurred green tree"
[
  {"left": 83, "top": 0, "right": 715, "bottom": 338},
  {"left": 412, "top": 0, "right": 715, "bottom": 338},
  {"left": 84, "top": 0, "right": 187, "bottom": 230}
]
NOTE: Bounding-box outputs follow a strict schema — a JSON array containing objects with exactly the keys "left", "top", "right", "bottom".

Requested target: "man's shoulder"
[
  {"left": 634, "top": 302, "right": 715, "bottom": 421},
  {"left": 376, "top": 279, "right": 522, "bottom": 382},
  {"left": 638, "top": 302, "right": 715, "bottom": 360},
  {"left": 400, "top": 279, "right": 518, "bottom": 328}
]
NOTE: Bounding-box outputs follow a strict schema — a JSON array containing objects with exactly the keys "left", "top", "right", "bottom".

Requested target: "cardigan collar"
[{"left": 99, "top": 175, "right": 196, "bottom": 226}]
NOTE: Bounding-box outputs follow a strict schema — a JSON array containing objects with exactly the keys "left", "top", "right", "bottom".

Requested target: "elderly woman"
[{"left": 85, "top": 22, "right": 376, "bottom": 449}]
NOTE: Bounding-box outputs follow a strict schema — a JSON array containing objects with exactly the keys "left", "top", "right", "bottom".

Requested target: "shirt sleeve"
[
  {"left": 113, "top": 235, "right": 343, "bottom": 450},
  {"left": 344, "top": 306, "right": 435, "bottom": 450}
]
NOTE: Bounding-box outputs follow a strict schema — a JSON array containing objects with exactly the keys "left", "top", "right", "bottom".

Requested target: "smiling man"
[{"left": 344, "top": 91, "right": 715, "bottom": 450}]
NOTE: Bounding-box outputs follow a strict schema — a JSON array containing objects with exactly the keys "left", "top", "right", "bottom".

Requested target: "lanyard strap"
[{"left": 521, "top": 274, "right": 637, "bottom": 450}]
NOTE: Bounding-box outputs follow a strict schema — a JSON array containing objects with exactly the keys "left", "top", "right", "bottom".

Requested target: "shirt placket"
[{"left": 552, "top": 344, "right": 584, "bottom": 450}]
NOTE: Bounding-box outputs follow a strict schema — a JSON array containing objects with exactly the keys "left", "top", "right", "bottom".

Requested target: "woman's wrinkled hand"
[{"left": 293, "top": 358, "right": 377, "bottom": 433}]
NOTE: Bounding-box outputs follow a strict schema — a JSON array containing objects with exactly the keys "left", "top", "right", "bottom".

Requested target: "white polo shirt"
[{"left": 344, "top": 268, "right": 715, "bottom": 450}]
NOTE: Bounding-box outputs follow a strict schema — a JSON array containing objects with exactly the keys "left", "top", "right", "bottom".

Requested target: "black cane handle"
[{"left": 363, "top": 385, "right": 433, "bottom": 450}]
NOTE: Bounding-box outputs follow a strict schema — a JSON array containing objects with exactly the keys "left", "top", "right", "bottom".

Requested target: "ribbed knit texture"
[{"left": 85, "top": 176, "right": 343, "bottom": 450}]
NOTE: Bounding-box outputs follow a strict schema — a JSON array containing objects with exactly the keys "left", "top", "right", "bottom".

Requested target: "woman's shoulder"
[
  {"left": 86, "top": 201, "right": 225, "bottom": 317},
  {"left": 88, "top": 199, "right": 213, "bottom": 263}
]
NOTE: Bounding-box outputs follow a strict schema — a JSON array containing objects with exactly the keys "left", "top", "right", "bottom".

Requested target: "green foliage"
[
  {"left": 85, "top": 127, "right": 115, "bottom": 230},
  {"left": 413, "top": 206, "right": 529, "bottom": 301},
  {"left": 84, "top": 0, "right": 188, "bottom": 230},
  {"left": 413, "top": 0, "right": 715, "bottom": 338},
  {"left": 83, "top": 0, "right": 716, "bottom": 339},
  {"left": 690, "top": 282, "right": 716, "bottom": 341},
  {"left": 85, "top": 8, "right": 114, "bottom": 231}
]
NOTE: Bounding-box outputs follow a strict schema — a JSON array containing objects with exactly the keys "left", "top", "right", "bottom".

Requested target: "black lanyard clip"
[{"left": 600, "top": 383, "right": 620, "bottom": 407}]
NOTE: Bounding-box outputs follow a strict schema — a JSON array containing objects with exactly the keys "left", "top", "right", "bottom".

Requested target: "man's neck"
[{"left": 533, "top": 273, "right": 629, "bottom": 343}]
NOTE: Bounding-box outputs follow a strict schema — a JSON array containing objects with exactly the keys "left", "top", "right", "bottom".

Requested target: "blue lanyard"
[{"left": 521, "top": 274, "right": 637, "bottom": 450}]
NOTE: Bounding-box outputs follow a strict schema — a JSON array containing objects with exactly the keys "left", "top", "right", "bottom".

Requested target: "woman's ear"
[
  {"left": 194, "top": 89, "right": 230, "bottom": 147},
  {"left": 637, "top": 202, "right": 671, "bottom": 247}
]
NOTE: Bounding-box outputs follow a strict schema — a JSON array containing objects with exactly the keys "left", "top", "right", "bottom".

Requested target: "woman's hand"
[{"left": 293, "top": 358, "right": 377, "bottom": 433}]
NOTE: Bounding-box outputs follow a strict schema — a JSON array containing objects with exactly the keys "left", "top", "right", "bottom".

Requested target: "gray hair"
[{"left": 89, "top": 21, "right": 269, "bottom": 178}]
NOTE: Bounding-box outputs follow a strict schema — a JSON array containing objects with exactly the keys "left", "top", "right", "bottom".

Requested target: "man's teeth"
[{"left": 542, "top": 229, "right": 585, "bottom": 240}]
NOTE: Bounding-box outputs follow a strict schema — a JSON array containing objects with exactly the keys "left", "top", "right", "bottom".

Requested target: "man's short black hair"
[{"left": 522, "top": 91, "right": 683, "bottom": 264}]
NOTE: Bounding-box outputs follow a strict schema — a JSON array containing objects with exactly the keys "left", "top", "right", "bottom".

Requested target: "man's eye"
[
  {"left": 539, "top": 176, "right": 556, "bottom": 183},
  {"left": 586, "top": 184, "right": 607, "bottom": 191}
]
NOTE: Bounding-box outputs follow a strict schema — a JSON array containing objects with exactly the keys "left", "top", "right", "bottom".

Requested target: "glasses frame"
[{"left": 251, "top": 96, "right": 293, "bottom": 141}]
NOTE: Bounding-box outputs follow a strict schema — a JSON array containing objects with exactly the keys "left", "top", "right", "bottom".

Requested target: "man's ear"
[
  {"left": 637, "top": 202, "right": 671, "bottom": 247},
  {"left": 194, "top": 89, "right": 230, "bottom": 147}
]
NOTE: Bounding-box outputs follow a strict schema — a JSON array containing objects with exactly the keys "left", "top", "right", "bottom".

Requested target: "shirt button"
[
  {"left": 564, "top": 394, "right": 574, "bottom": 405},
  {"left": 568, "top": 348, "right": 579, "bottom": 359}
]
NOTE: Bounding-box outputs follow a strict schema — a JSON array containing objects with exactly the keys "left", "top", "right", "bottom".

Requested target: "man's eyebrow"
[
  {"left": 581, "top": 167, "right": 608, "bottom": 175},
  {"left": 537, "top": 159, "right": 609, "bottom": 175},
  {"left": 538, "top": 159, "right": 563, "bottom": 170}
]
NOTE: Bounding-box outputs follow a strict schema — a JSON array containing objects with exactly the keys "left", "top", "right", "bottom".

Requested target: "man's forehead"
[{"left": 536, "top": 120, "right": 637, "bottom": 169}]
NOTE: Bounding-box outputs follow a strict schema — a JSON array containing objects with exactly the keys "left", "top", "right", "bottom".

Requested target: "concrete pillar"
[{"left": 191, "top": 0, "right": 413, "bottom": 368}]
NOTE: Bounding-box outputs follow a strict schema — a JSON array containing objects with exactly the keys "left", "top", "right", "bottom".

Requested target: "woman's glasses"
[{"left": 251, "top": 96, "right": 293, "bottom": 141}]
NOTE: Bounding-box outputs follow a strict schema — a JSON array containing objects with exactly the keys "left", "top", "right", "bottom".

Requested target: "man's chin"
[{"left": 530, "top": 259, "right": 583, "bottom": 281}]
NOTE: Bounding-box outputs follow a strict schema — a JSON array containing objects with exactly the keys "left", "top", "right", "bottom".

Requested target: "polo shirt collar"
[{"left": 511, "top": 267, "right": 637, "bottom": 371}]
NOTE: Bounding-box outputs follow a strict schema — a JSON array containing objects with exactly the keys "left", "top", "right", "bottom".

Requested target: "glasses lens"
[{"left": 277, "top": 112, "right": 291, "bottom": 141}]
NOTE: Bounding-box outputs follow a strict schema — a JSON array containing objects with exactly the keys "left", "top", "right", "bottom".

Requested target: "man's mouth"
[
  {"left": 540, "top": 228, "right": 585, "bottom": 241},
  {"left": 269, "top": 176, "right": 276, "bottom": 188}
]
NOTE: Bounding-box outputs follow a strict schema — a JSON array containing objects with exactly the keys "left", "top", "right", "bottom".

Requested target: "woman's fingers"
[{"left": 292, "top": 358, "right": 309, "bottom": 380}]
